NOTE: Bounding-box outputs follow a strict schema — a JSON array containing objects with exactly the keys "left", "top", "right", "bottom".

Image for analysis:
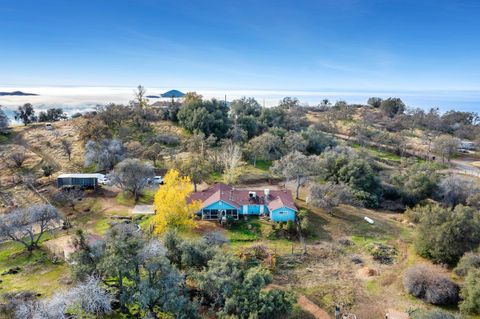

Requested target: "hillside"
[{"left": 0, "top": 97, "right": 479, "bottom": 319}]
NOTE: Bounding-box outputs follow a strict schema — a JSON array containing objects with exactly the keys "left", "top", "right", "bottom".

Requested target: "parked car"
[
  {"left": 45, "top": 123, "right": 53, "bottom": 130},
  {"left": 153, "top": 176, "right": 164, "bottom": 185},
  {"left": 98, "top": 176, "right": 110, "bottom": 185}
]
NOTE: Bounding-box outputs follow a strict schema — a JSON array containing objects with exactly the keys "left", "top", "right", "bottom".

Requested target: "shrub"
[
  {"left": 203, "top": 231, "right": 229, "bottom": 246},
  {"left": 297, "top": 210, "right": 311, "bottom": 235},
  {"left": 180, "top": 240, "right": 216, "bottom": 269},
  {"left": 286, "top": 220, "right": 296, "bottom": 234},
  {"left": 403, "top": 265, "right": 459, "bottom": 305},
  {"left": 414, "top": 204, "right": 480, "bottom": 266},
  {"left": 366, "top": 242, "right": 397, "bottom": 264},
  {"left": 0, "top": 291, "right": 37, "bottom": 318},
  {"left": 391, "top": 162, "right": 439, "bottom": 206},
  {"left": 459, "top": 269, "right": 480, "bottom": 314},
  {"left": 239, "top": 244, "right": 276, "bottom": 269},
  {"left": 42, "top": 164, "right": 54, "bottom": 177},
  {"left": 9, "top": 151, "right": 27, "bottom": 168},
  {"left": 350, "top": 255, "right": 363, "bottom": 264},
  {"left": 409, "top": 309, "right": 456, "bottom": 319},
  {"left": 454, "top": 252, "right": 480, "bottom": 277},
  {"left": 154, "top": 134, "right": 180, "bottom": 146}
]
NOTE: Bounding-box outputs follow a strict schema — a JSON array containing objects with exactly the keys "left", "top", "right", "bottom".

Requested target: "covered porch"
[{"left": 201, "top": 208, "right": 239, "bottom": 220}]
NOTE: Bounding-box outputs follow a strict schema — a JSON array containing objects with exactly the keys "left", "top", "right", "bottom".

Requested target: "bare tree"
[
  {"left": 178, "top": 154, "right": 212, "bottom": 192},
  {"left": 246, "top": 132, "right": 284, "bottom": 166},
  {"left": 132, "top": 85, "right": 148, "bottom": 109},
  {"left": 219, "top": 139, "right": 242, "bottom": 184},
  {"left": 67, "top": 276, "right": 112, "bottom": 317},
  {"left": 439, "top": 175, "right": 477, "bottom": 207},
  {"left": 0, "top": 204, "right": 62, "bottom": 251},
  {"left": 60, "top": 139, "right": 72, "bottom": 161},
  {"left": 308, "top": 182, "right": 361, "bottom": 215},
  {"left": 84, "top": 139, "right": 125, "bottom": 171},
  {"left": 15, "top": 292, "right": 67, "bottom": 319},
  {"left": 432, "top": 135, "right": 460, "bottom": 163},
  {"left": 271, "top": 151, "right": 316, "bottom": 199},
  {"left": 14, "top": 276, "right": 111, "bottom": 318},
  {"left": 142, "top": 142, "right": 164, "bottom": 166},
  {"left": 52, "top": 189, "right": 84, "bottom": 210},
  {"left": 108, "top": 159, "right": 154, "bottom": 200},
  {"left": 9, "top": 151, "right": 27, "bottom": 168}
]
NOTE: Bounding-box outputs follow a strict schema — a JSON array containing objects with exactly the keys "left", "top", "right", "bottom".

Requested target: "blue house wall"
[
  {"left": 199, "top": 200, "right": 296, "bottom": 222},
  {"left": 203, "top": 200, "right": 238, "bottom": 211},
  {"left": 270, "top": 207, "right": 297, "bottom": 222},
  {"left": 241, "top": 204, "right": 268, "bottom": 215}
]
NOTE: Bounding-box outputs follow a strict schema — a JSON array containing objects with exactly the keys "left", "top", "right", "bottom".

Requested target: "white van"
[{"left": 45, "top": 123, "right": 53, "bottom": 130}]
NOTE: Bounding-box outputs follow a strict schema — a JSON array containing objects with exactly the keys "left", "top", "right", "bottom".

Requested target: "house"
[
  {"left": 187, "top": 183, "right": 297, "bottom": 222},
  {"left": 56, "top": 173, "right": 105, "bottom": 189}
]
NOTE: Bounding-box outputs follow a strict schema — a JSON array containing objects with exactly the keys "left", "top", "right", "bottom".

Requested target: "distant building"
[
  {"left": 187, "top": 183, "right": 297, "bottom": 222},
  {"left": 56, "top": 173, "right": 105, "bottom": 189},
  {"left": 160, "top": 89, "right": 185, "bottom": 98}
]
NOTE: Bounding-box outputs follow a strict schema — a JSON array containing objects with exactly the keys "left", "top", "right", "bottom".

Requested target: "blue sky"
[{"left": 1, "top": 0, "right": 480, "bottom": 91}]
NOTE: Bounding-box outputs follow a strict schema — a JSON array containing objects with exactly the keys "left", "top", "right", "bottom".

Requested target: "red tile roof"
[{"left": 188, "top": 183, "right": 297, "bottom": 212}]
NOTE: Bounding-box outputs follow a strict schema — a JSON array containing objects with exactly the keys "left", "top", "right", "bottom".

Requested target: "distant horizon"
[{"left": 1, "top": 85, "right": 479, "bottom": 120}]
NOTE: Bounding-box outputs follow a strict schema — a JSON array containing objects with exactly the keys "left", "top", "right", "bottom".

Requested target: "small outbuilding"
[{"left": 56, "top": 173, "right": 104, "bottom": 189}]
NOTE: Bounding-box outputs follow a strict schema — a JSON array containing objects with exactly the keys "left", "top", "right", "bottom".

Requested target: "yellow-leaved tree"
[{"left": 152, "top": 169, "right": 201, "bottom": 234}]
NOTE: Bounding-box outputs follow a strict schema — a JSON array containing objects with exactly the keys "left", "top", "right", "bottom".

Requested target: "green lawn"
[
  {"left": 253, "top": 160, "right": 272, "bottom": 171},
  {"left": 350, "top": 142, "right": 402, "bottom": 162},
  {"left": 207, "top": 171, "right": 223, "bottom": 183},
  {"left": 227, "top": 219, "right": 261, "bottom": 242},
  {"left": 116, "top": 189, "right": 156, "bottom": 206},
  {"left": 0, "top": 235, "right": 70, "bottom": 297}
]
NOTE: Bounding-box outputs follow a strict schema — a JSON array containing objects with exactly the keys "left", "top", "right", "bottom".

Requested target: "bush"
[
  {"left": 409, "top": 309, "right": 456, "bottom": 319},
  {"left": 0, "top": 291, "right": 37, "bottom": 318},
  {"left": 414, "top": 204, "right": 480, "bottom": 266},
  {"left": 391, "top": 162, "right": 440, "bottom": 206},
  {"left": 297, "top": 210, "right": 311, "bottom": 236},
  {"left": 203, "top": 231, "right": 229, "bottom": 246},
  {"left": 153, "top": 133, "right": 180, "bottom": 146},
  {"left": 403, "top": 265, "right": 459, "bottom": 305},
  {"left": 239, "top": 244, "right": 276, "bottom": 269},
  {"left": 366, "top": 242, "right": 397, "bottom": 264},
  {"left": 454, "top": 252, "right": 480, "bottom": 277},
  {"left": 180, "top": 240, "right": 216, "bottom": 269},
  {"left": 42, "top": 164, "right": 54, "bottom": 177},
  {"left": 459, "top": 269, "right": 480, "bottom": 314},
  {"left": 350, "top": 255, "right": 363, "bottom": 264}
]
